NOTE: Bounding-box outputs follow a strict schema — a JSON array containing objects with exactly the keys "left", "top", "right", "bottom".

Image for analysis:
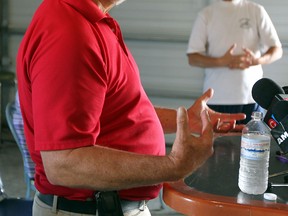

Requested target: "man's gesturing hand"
[{"left": 168, "top": 107, "right": 214, "bottom": 179}]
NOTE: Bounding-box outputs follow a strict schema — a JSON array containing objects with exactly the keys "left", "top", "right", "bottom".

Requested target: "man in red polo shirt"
[{"left": 16, "top": 0, "right": 245, "bottom": 215}]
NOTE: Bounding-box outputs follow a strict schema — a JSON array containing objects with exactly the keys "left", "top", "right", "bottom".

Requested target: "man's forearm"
[
  {"left": 41, "top": 146, "right": 179, "bottom": 191},
  {"left": 40, "top": 107, "right": 214, "bottom": 193},
  {"left": 187, "top": 53, "right": 224, "bottom": 68},
  {"left": 154, "top": 107, "right": 177, "bottom": 133},
  {"left": 256, "top": 46, "right": 283, "bottom": 65}
]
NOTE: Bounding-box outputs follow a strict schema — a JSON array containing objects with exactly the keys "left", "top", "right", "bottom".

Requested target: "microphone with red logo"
[{"left": 252, "top": 78, "right": 288, "bottom": 129}]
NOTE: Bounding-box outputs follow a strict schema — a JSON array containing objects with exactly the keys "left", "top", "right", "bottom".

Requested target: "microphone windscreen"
[
  {"left": 252, "top": 78, "right": 284, "bottom": 109},
  {"left": 272, "top": 100, "right": 288, "bottom": 121}
]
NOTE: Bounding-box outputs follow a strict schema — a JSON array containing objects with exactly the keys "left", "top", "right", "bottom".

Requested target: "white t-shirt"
[{"left": 187, "top": 0, "right": 282, "bottom": 105}]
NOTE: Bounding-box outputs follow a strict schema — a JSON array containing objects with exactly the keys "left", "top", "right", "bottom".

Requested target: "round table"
[{"left": 163, "top": 135, "right": 288, "bottom": 216}]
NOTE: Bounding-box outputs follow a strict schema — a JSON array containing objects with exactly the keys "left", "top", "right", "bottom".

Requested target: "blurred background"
[
  {"left": 2, "top": 0, "right": 288, "bottom": 143},
  {"left": 1, "top": 0, "right": 288, "bottom": 110},
  {"left": 0, "top": 0, "right": 288, "bottom": 207}
]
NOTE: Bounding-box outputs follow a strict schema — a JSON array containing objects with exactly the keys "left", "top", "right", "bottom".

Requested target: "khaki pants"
[{"left": 33, "top": 194, "right": 151, "bottom": 216}]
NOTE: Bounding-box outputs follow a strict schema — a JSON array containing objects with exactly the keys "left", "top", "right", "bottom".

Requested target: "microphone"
[
  {"left": 272, "top": 100, "right": 288, "bottom": 122},
  {"left": 271, "top": 101, "right": 288, "bottom": 153},
  {"left": 252, "top": 78, "right": 286, "bottom": 129}
]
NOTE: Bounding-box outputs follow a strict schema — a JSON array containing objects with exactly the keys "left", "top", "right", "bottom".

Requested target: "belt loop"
[{"left": 52, "top": 195, "right": 58, "bottom": 213}]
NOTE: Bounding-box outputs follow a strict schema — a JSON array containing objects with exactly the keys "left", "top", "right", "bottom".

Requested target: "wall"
[{"left": 109, "top": 0, "right": 288, "bottom": 107}]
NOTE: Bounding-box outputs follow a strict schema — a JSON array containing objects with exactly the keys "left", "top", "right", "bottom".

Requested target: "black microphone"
[
  {"left": 270, "top": 103, "right": 288, "bottom": 153},
  {"left": 252, "top": 78, "right": 287, "bottom": 129},
  {"left": 272, "top": 100, "right": 288, "bottom": 122}
]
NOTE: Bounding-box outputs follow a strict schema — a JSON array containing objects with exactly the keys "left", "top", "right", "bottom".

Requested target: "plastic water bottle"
[{"left": 238, "top": 111, "right": 271, "bottom": 195}]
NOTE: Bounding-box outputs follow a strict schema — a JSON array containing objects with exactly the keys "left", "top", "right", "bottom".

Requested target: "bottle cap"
[{"left": 264, "top": 193, "right": 277, "bottom": 201}]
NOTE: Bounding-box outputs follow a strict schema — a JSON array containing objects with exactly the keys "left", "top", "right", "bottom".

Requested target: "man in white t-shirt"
[{"left": 187, "top": 0, "right": 282, "bottom": 124}]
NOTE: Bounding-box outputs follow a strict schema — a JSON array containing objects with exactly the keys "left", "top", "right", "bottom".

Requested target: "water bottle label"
[{"left": 241, "top": 136, "right": 270, "bottom": 160}]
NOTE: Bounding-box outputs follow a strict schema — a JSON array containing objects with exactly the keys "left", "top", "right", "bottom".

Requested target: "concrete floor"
[{"left": 0, "top": 127, "right": 183, "bottom": 216}]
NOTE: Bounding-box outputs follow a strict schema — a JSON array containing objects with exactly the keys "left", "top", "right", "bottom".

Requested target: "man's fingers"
[
  {"left": 176, "top": 107, "right": 190, "bottom": 140},
  {"left": 200, "top": 110, "right": 214, "bottom": 139},
  {"left": 214, "top": 120, "right": 235, "bottom": 133},
  {"left": 231, "top": 124, "right": 245, "bottom": 132},
  {"left": 229, "top": 43, "right": 237, "bottom": 54},
  {"left": 200, "top": 88, "right": 214, "bottom": 104},
  {"left": 219, "top": 113, "right": 246, "bottom": 122}
]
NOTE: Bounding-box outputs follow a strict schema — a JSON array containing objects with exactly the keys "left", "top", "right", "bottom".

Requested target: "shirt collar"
[
  {"left": 60, "top": 0, "right": 108, "bottom": 23},
  {"left": 221, "top": 0, "right": 242, "bottom": 4}
]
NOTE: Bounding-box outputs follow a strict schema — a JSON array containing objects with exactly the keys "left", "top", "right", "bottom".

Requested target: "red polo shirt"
[{"left": 17, "top": 0, "right": 165, "bottom": 201}]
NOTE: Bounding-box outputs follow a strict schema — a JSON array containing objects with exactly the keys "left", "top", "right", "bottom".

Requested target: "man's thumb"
[
  {"left": 176, "top": 107, "right": 189, "bottom": 138},
  {"left": 229, "top": 43, "right": 237, "bottom": 54}
]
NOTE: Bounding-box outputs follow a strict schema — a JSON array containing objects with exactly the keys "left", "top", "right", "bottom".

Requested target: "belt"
[{"left": 37, "top": 192, "right": 97, "bottom": 214}]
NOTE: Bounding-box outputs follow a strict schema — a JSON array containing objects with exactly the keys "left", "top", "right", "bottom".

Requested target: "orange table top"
[{"left": 163, "top": 135, "right": 288, "bottom": 216}]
